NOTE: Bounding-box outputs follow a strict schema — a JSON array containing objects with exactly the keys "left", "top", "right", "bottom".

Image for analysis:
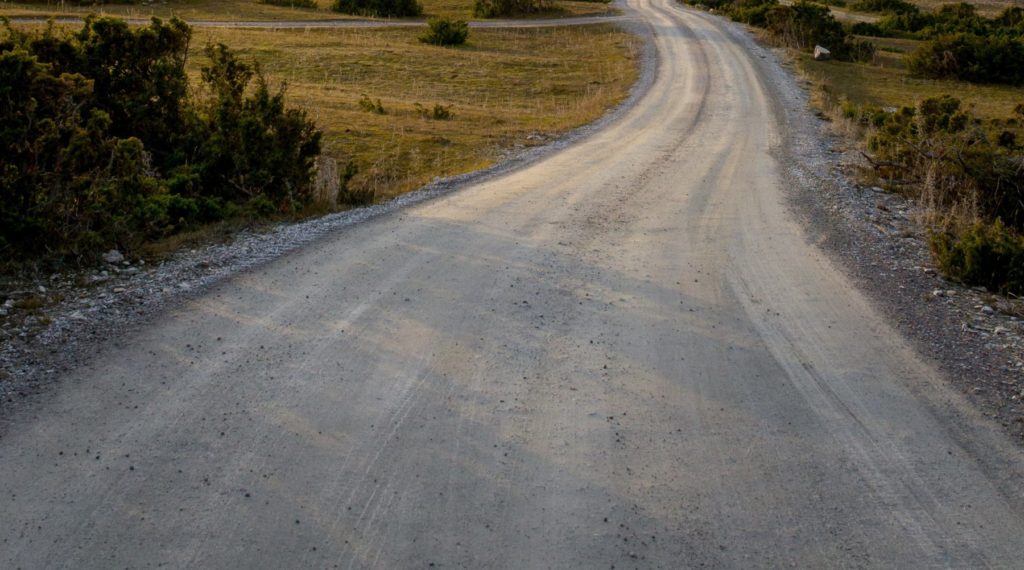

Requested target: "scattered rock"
[{"left": 102, "top": 250, "right": 125, "bottom": 265}]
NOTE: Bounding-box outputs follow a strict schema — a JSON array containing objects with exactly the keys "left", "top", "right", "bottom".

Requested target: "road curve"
[
  {"left": 7, "top": 14, "right": 628, "bottom": 29},
  {"left": 3, "top": 0, "right": 1024, "bottom": 568}
]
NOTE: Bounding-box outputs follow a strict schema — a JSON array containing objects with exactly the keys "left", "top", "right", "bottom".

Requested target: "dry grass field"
[
  {"left": 188, "top": 24, "right": 640, "bottom": 200},
  {"left": 0, "top": 0, "right": 616, "bottom": 20}
]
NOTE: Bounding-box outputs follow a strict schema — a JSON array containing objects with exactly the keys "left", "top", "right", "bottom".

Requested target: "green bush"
[
  {"left": 686, "top": 0, "right": 872, "bottom": 61},
  {"left": 358, "top": 94, "right": 387, "bottom": 114},
  {"left": 908, "top": 33, "right": 1024, "bottom": 85},
  {"left": 866, "top": 96, "right": 1024, "bottom": 231},
  {"left": 420, "top": 17, "right": 469, "bottom": 46},
  {"left": 474, "top": 0, "right": 553, "bottom": 17},
  {"left": 931, "top": 220, "right": 1024, "bottom": 294},
  {"left": 848, "top": 0, "right": 917, "bottom": 14},
  {"left": 196, "top": 44, "right": 323, "bottom": 211},
  {"left": 331, "top": 0, "right": 421, "bottom": 17},
  {"left": 0, "top": 17, "right": 322, "bottom": 263},
  {"left": 869, "top": 3, "right": 1019, "bottom": 39},
  {"left": 260, "top": 0, "right": 318, "bottom": 6},
  {"left": 415, "top": 102, "right": 453, "bottom": 119}
]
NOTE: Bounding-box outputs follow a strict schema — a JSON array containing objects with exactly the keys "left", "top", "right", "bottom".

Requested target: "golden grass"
[
  {"left": 0, "top": 0, "right": 616, "bottom": 20},
  {"left": 188, "top": 24, "right": 639, "bottom": 200}
]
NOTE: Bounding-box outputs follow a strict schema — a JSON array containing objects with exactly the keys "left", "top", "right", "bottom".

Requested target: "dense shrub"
[
  {"left": 856, "top": 96, "right": 1024, "bottom": 291},
  {"left": 0, "top": 17, "right": 321, "bottom": 262},
  {"left": 196, "top": 44, "right": 322, "bottom": 210},
  {"left": 867, "top": 96, "right": 1024, "bottom": 229},
  {"left": 260, "top": 0, "right": 318, "bottom": 6},
  {"left": 729, "top": 0, "right": 777, "bottom": 27},
  {"left": 931, "top": 220, "right": 1024, "bottom": 294},
  {"left": 848, "top": 0, "right": 917, "bottom": 14},
  {"left": 908, "top": 33, "right": 1024, "bottom": 85},
  {"left": 474, "top": 0, "right": 554, "bottom": 17},
  {"left": 765, "top": 1, "right": 874, "bottom": 60},
  {"left": 331, "top": 0, "right": 421, "bottom": 17},
  {"left": 685, "top": 0, "right": 872, "bottom": 61},
  {"left": 420, "top": 17, "right": 469, "bottom": 46},
  {"left": 871, "top": 3, "right": 1020, "bottom": 39}
]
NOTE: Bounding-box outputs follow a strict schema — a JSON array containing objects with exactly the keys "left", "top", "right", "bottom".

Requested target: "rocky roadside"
[{"left": 736, "top": 28, "right": 1024, "bottom": 441}]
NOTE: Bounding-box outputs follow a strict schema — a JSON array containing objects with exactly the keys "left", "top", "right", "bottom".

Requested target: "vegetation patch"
[
  {"left": 684, "top": 0, "right": 875, "bottom": 61},
  {"left": 1, "top": 19, "right": 638, "bottom": 271},
  {"left": 0, "top": 0, "right": 616, "bottom": 21},
  {"left": 419, "top": 16, "right": 469, "bottom": 45},
  {"left": 331, "top": 0, "right": 422, "bottom": 17},
  {"left": 0, "top": 17, "right": 320, "bottom": 265},
  {"left": 795, "top": 3, "right": 1024, "bottom": 293}
]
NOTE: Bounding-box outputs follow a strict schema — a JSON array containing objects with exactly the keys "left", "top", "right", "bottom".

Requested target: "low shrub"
[
  {"left": 0, "top": 17, "right": 321, "bottom": 262},
  {"left": 908, "top": 33, "right": 1024, "bottom": 85},
  {"left": 474, "top": 0, "right": 554, "bottom": 17},
  {"left": 260, "top": 0, "right": 318, "bottom": 7},
  {"left": 931, "top": 220, "right": 1024, "bottom": 294},
  {"left": 848, "top": 0, "right": 917, "bottom": 14},
  {"left": 358, "top": 94, "right": 387, "bottom": 114},
  {"left": 420, "top": 17, "right": 469, "bottom": 46},
  {"left": 331, "top": 0, "right": 422, "bottom": 17},
  {"left": 686, "top": 0, "right": 872, "bottom": 61},
  {"left": 415, "top": 102, "right": 453, "bottom": 119}
]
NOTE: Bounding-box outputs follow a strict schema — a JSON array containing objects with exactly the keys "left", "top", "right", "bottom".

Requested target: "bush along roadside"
[
  {"left": 0, "top": 17, "right": 322, "bottom": 268},
  {"left": 843, "top": 96, "right": 1024, "bottom": 294},
  {"left": 851, "top": 4, "right": 1024, "bottom": 85},
  {"left": 683, "top": 0, "right": 875, "bottom": 61}
]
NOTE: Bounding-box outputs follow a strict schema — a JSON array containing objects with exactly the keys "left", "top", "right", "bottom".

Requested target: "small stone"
[
  {"left": 37, "top": 285, "right": 47, "bottom": 294},
  {"left": 113, "top": 288, "right": 126, "bottom": 294},
  {"left": 103, "top": 250, "right": 125, "bottom": 264},
  {"left": 932, "top": 290, "right": 945, "bottom": 298},
  {"left": 813, "top": 45, "right": 831, "bottom": 61},
  {"left": 982, "top": 305, "right": 995, "bottom": 315}
]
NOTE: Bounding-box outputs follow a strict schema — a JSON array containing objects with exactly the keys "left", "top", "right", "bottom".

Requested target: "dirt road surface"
[{"left": 4, "top": 0, "right": 1024, "bottom": 568}]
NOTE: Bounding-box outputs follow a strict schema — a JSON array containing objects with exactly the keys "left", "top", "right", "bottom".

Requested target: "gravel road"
[{"left": 4, "top": 0, "right": 1024, "bottom": 567}]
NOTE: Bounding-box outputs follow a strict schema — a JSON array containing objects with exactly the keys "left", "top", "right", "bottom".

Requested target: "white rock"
[
  {"left": 37, "top": 285, "right": 47, "bottom": 294},
  {"left": 932, "top": 290, "right": 945, "bottom": 297},
  {"left": 102, "top": 249, "right": 125, "bottom": 264},
  {"left": 813, "top": 45, "right": 831, "bottom": 61}
]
